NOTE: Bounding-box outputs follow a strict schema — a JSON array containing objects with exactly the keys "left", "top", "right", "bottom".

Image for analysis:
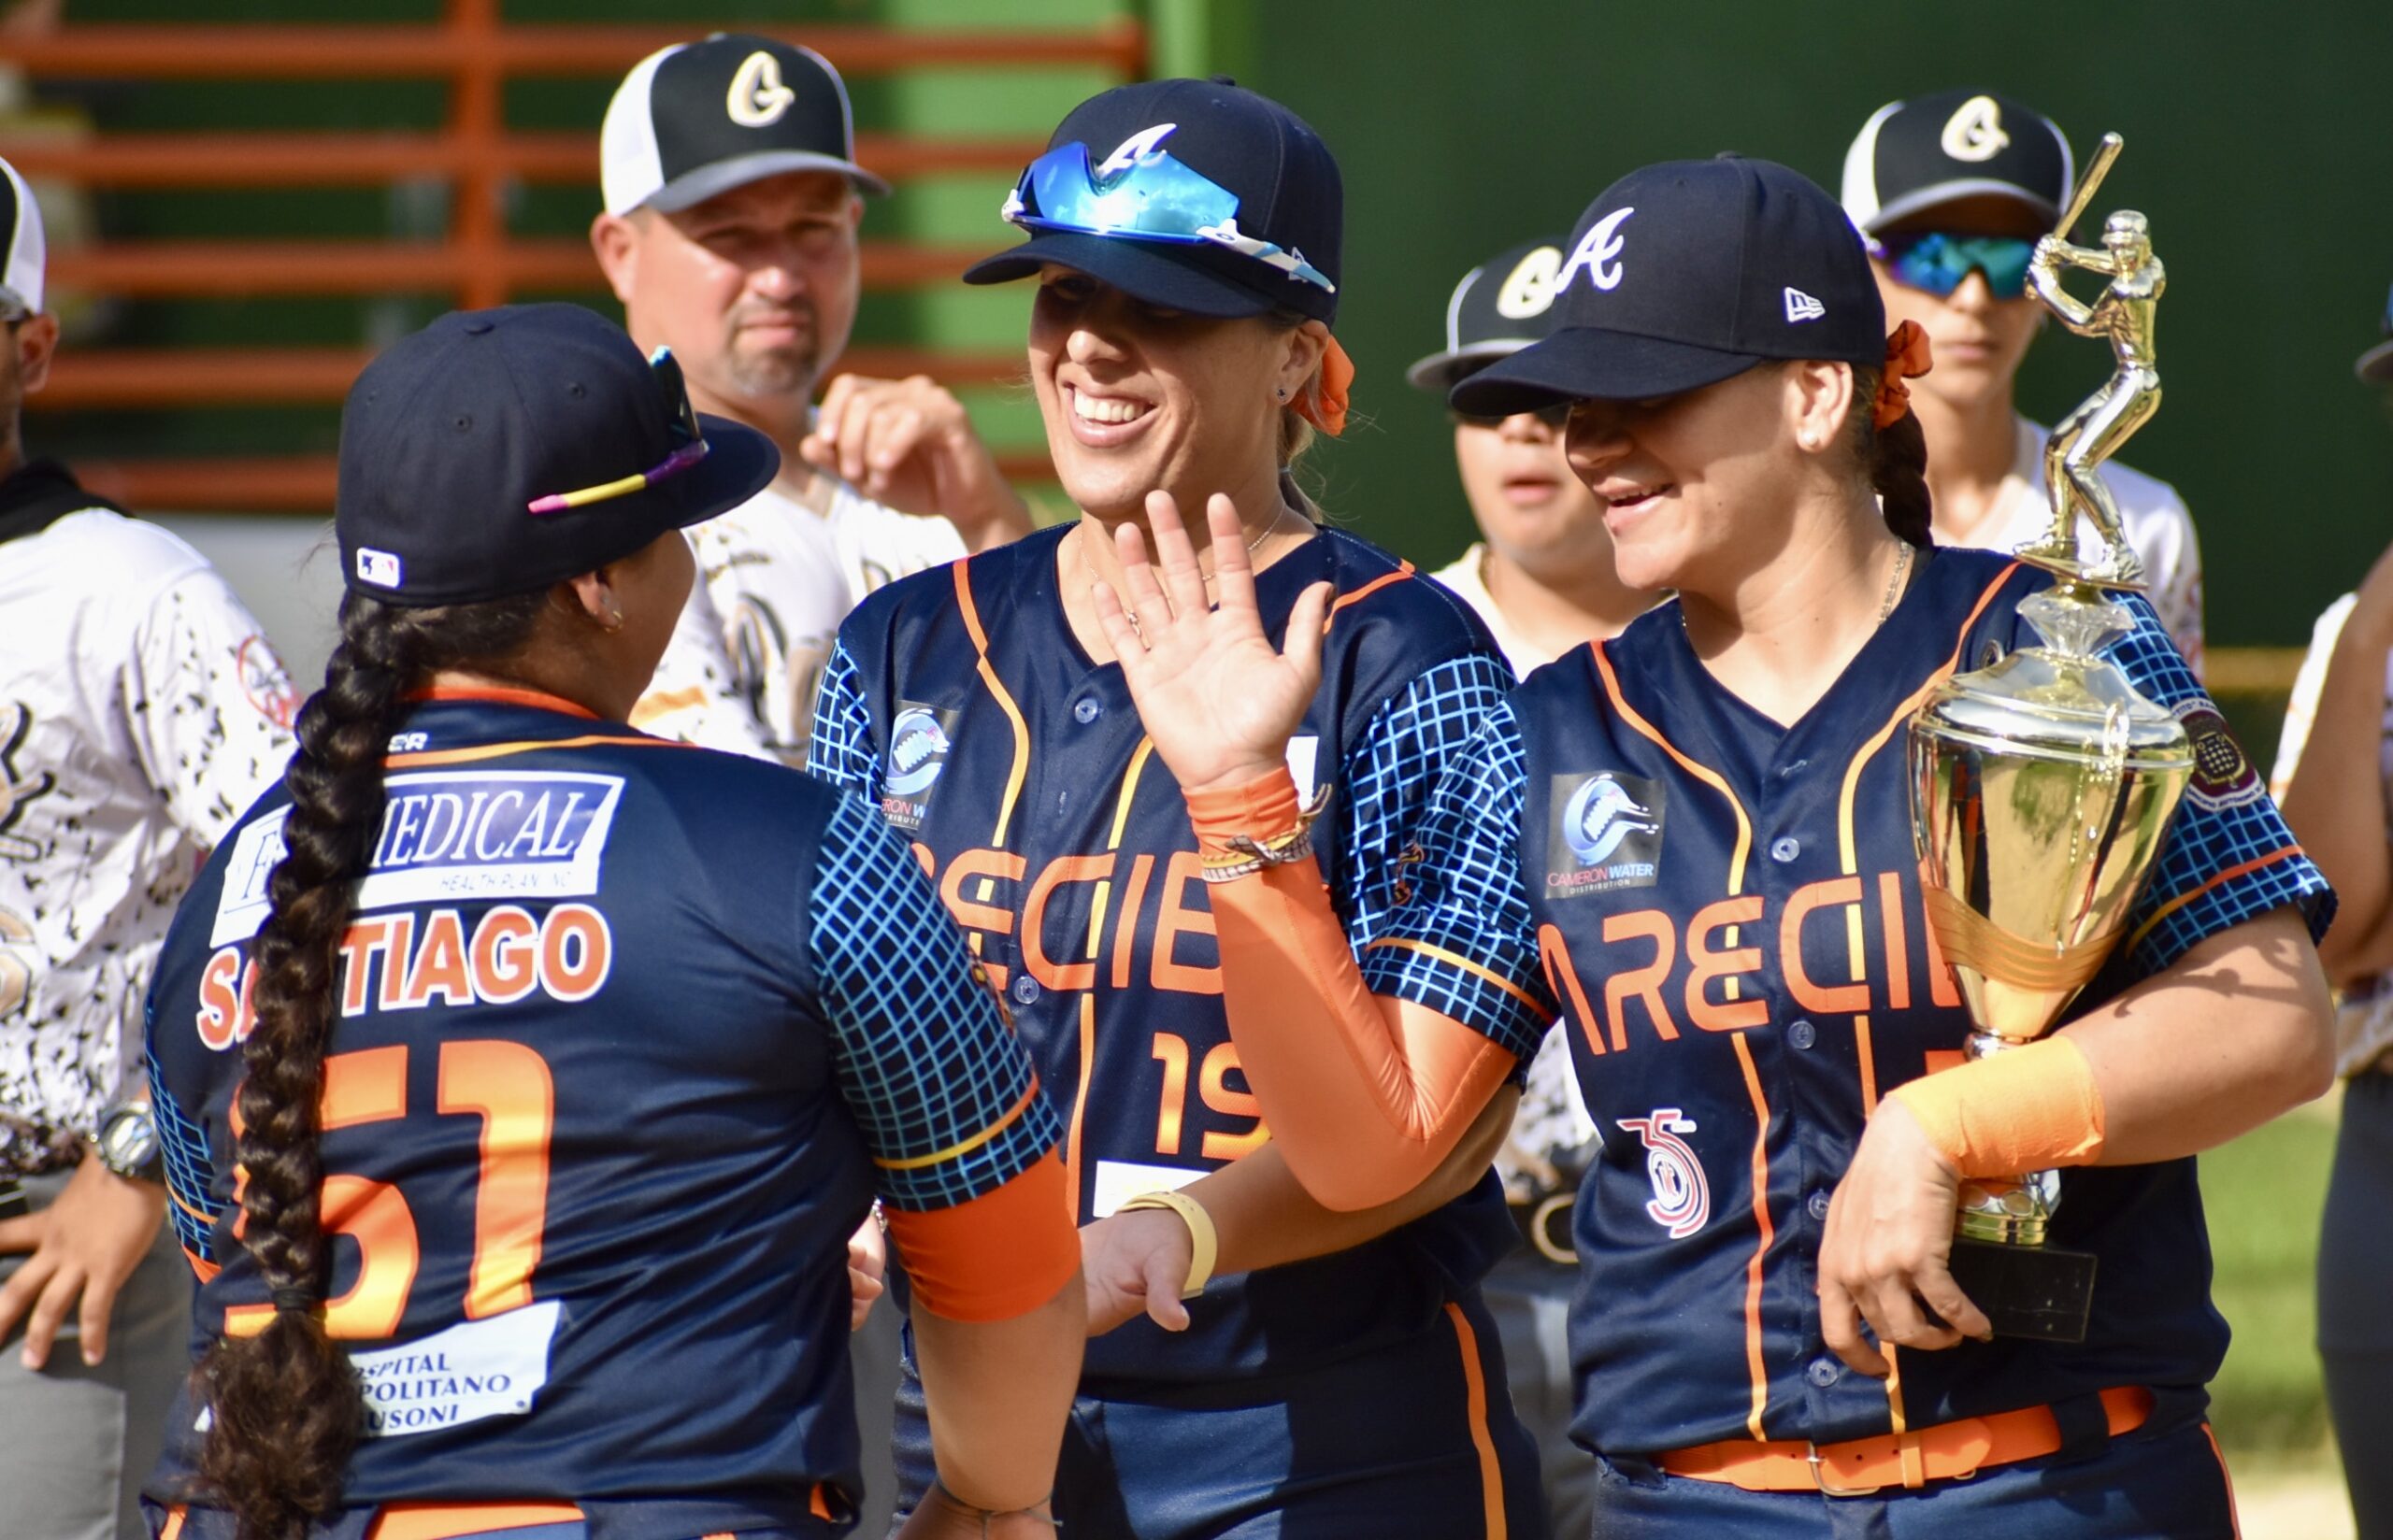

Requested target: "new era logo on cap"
[
  {"left": 1784, "top": 287, "right": 1826, "bottom": 322},
  {"left": 601, "top": 34, "right": 889, "bottom": 217}
]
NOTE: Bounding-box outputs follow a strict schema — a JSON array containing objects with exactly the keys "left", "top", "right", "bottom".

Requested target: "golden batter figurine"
[{"left": 2019, "top": 197, "right": 2164, "bottom": 590}]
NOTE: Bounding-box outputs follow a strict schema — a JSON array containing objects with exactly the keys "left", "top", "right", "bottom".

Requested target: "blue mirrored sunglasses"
[
  {"left": 1882, "top": 232, "right": 2036, "bottom": 301},
  {"left": 1000, "top": 135, "right": 1335, "bottom": 294}
]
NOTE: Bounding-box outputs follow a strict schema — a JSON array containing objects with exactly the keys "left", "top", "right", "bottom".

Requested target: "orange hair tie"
[
  {"left": 1294, "top": 335, "right": 1355, "bottom": 437},
  {"left": 1871, "top": 320, "right": 1934, "bottom": 431}
]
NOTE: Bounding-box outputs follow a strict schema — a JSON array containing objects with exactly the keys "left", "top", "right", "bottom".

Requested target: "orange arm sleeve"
[
  {"left": 885, "top": 1150, "right": 1077, "bottom": 1322},
  {"left": 1190, "top": 773, "right": 1517, "bottom": 1213}
]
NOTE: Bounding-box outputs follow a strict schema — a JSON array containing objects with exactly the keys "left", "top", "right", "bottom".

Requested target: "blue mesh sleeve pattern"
[
  {"left": 1350, "top": 687, "right": 1556, "bottom": 1062},
  {"left": 2069, "top": 594, "right": 2334, "bottom": 977},
  {"left": 147, "top": 1042, "right": 219, "bottom": 1261},
  {"left": 810, "top": 792, "right": 1061, "bottom": 1210},
  {"left": 805, "top": 639, "right": 880, "bottom": 796}
]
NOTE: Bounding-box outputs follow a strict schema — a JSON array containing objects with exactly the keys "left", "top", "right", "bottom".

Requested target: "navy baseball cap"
[
  {"left": 1407, "top": 235, "right": 1572, "bottom": 393},
  {"left": 1449, "top": 157, "right": 1886, "bottom": 418},
  {"left": 963, "top": 77, "right": 1342, "bottom": 324},
  {"left": 1841, "top": 90, "right": 2072, "bottom": 237},
  {"left": 601, "top": 34, "right": 888, "bottom": 216},
  {"left": 336, "top": 305, "right": 779, "bottom": 606}
]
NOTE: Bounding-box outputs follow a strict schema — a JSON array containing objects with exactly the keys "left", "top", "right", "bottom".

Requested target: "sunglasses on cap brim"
[
  {"left": 1875, "top": 231, "right": 2036, "bottom": 301},
  {"left": 1000, "top": 136, "right": 1336, "bottom": 295},
  {"left": 527, "top": 348, "right": 709, "bottom": 516}
]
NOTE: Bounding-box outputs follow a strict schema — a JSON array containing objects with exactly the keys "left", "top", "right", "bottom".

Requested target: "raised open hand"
[{"left": 1092, "top": 491, "right": 1333, "bottom": 795}]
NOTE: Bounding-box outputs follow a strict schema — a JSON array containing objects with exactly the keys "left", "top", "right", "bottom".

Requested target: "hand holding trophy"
[{"left": 1906, "top": 134, "right": 2196, "bottom": 1342}]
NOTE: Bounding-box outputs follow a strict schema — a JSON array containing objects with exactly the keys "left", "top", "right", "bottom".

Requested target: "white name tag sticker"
[
  {"left": 1089, "top": 1159, "right": 1207, "bottom": 1219},
  {"left": 1284, "top": 736, "right": 1320, "bottom": 800},
  {"left": 210, "top": 808, "right": 292, "bottom": 947},
  {"left": 349, "top": 1300, "right": 562, "bottom": 1438}
]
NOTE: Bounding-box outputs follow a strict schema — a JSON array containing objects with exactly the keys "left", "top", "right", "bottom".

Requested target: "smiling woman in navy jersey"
[
  {"left": 140, "top": 305, "right": 1082, "bottom": 1540},
  {"left": 808, "top": 78, "right": 1542, "bottom": 1539},
  {"left": 1093, "top": 157, "right": 2336, "bottom": 1538}
]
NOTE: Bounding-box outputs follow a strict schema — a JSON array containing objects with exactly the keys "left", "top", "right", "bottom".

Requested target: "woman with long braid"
[{"left": 140, "top": 305, "right": 1083, "bottom": 1540}]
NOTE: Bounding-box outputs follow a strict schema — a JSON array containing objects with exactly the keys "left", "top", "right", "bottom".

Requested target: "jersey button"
[
  {"left": 1787, "top": 1019, "right": 1816, "bottom": 1049},
  {"left": 1073, "top": 698, "right": 1103, "bottom": 723},
  {"left": 1807, "top": 1190, "right": 1831, "bottom": 1222},
  {"left": 1770, "top": 836, "right": 1801, "bottom": 863},
  {"left": 1806, "top": 1355, "right": 1841, "bottom": 1388},
  {"left": 1010, "top": 975, "right": 1042, "bottom": 1006}
]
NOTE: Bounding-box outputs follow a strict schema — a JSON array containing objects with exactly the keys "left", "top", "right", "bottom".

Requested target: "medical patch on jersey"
[
  {"left": 2174, "top": 701, "right": 2265, "bottom": 813},
  {"left": 210, "top": 772, "right": 625, "bottom": 945},
  {"left": 1545, "top": 771, "right": 1666, "bottom": 898},
  {"left": 350, "top": 1301, "right": 562, "bottom": 1438},
  {"left": 881, "top": 701, "right": 957, "bottom": 832}
]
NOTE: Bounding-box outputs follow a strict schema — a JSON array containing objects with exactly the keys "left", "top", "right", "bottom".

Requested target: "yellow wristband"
[
  {"left": 1115, "top": 1190, "right": 1219, "bottom": 1300},
  {"left": 1887, "top": 1034, "right": 2107, "bottom": 1179}
]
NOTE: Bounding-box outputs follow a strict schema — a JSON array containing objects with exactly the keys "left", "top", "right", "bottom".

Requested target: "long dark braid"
[
  {"left": 199, "top": 588, "right": 543, "bottom": 1540},
  {"left": 1847, "top": 364, "right": 1935, "bottom": 550}
]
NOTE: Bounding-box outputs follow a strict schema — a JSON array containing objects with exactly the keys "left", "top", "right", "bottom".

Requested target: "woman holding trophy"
[{"left": 1091, "top": 153, "right": 2334, "bottom": 1535}]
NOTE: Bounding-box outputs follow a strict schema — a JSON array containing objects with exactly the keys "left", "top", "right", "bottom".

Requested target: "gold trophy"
[{"left": 1906, "top": 135, "right": 2195, "bottom": 1342}]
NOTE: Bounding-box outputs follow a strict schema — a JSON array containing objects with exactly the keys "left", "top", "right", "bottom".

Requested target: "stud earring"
[{"left": 1276, "top": 386, "right": 1288, "bottom": 401}]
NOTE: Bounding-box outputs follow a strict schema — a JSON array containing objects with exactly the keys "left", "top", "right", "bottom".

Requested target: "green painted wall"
[{"left": 1237, "top": 2, "right": 2393, "bottom": 653}]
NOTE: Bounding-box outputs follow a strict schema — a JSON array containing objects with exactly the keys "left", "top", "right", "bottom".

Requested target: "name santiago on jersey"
[{"left": 194, "top": 769, "right": 623, "bottom": 1049}]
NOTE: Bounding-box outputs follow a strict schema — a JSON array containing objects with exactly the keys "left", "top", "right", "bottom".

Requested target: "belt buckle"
[{"left": 1806, "top": 1442, "right": 1883, "bottom": 1498}]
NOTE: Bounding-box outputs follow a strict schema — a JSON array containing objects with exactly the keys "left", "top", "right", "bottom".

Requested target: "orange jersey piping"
[{"left": 953, "top": 559, "right": 1032, "bottom": 846}]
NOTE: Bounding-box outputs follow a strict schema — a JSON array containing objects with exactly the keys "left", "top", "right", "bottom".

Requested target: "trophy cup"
[{"left": 1905, "top": 135, "right": 2195, "bottom": 1343}]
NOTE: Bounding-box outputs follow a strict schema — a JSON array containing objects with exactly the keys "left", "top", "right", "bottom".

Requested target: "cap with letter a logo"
[
  {"left": 600, "top": 33, "right": 889, "bottom": 217},
  {"left": 1840, "top": 88, "right": 2074, "bottom": 236},
  {"left": 1450, "top": 156, "right": 1884, "bottom": 416},
  {"left": 1406, "top": 235, "right": 1574, "bottom": 392}
]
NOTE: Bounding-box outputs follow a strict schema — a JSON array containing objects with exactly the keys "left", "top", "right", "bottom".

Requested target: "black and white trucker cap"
[
  {"left": 1406, "top": 235, "right": 1573, "bottom": 393},
  {"left": 1840, "top": 89, "right": 2074, "bottom": 236},
  {"left": 0, "top": 157, "right": 45, "bottom": 319},
  {"left": 600, "top": 34, "right": 890, "bottom": 217}
]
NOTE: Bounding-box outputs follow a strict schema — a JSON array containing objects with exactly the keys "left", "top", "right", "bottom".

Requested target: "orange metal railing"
[{"left": 0, "top": 4, "right": 1139, "bottom": 511}]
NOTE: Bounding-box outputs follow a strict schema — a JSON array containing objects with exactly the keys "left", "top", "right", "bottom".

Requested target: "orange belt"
[{"left": 1657, "top": 1385, "right": 2153, "bottom": 1496}]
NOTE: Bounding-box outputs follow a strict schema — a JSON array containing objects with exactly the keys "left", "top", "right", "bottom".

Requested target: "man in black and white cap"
[
  {"left": 591, "top": 34, "right": 1031, "bottom": 766},
  {"left": 1839, "top": 89, "right": 2204, "bottom": 674},
  {"left": 0, "top": 153, "right": 297, "bottom": 1540}
]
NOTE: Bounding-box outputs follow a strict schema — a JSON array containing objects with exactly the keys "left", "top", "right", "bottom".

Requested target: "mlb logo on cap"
[{"left": 601, "top": 34, "right": 889, "bottom": 217}]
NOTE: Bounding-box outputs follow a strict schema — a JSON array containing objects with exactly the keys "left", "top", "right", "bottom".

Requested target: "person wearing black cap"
[
  {"left": 1097, "top": 153, "right": 2333, "bottom": 1536},
  {"left": 591, "top": 35, "right": 1032, "bottom": 766},
  {"left": 0, "top": 153, "right": 299, "bottom": 1540},
  {"left": 1841, "top": 90, "right": 2206, "bottom": 677},
  {"left": 1411, "top": 234, "right": 1651, "bottom": 1540},
  {"left": 808, "top": 78, "right": 1544, "bottom": 1537},
  {"left": 2271, "top": 283, "right": 2393, "bottom": 1540},
  {"left": 138, "top": 304, "right": 1085, "bottom": 1540}
]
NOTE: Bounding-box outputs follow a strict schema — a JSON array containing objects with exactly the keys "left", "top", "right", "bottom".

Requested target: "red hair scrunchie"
[
  {"left": 1871, "top": 320, "right": 1934, "bottom": 431},
  {"left": 1293, "top": 335, "right": 1355, "bottom": 438}
]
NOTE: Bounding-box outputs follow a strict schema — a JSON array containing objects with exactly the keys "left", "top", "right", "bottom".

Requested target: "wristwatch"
[{"left": 93, "top": 1101, "right": 165, "bottom": 1184}]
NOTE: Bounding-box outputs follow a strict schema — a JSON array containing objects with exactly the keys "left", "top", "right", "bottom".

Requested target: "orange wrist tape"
[
  {"left": 1887, "top": 1034, "right": 2107, "bottom": 1178},
  {"left": 886, "top": 1151, "right": 1077, "bottom": 1323},
  {"left": 1183, "top": 766, "right": 1302, "bottom": 862}
]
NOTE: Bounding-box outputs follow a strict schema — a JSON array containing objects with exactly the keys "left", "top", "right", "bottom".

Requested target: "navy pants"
[
  {"left": 2321, "top": 1069, "right": 2393, "bottom": 1539},
  {"left": 1483, "top": 1251, "right": 1598, "bottom": 1540},
  {"left": 891, "top": 1291, "right": 1547, "bottom": 1539},
  {"left": 1583, "top": 1396, "right": 2236, "bottom": 1540}
]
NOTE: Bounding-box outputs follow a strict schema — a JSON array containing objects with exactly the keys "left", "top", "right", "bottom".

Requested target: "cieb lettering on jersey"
[{"left": 193, "top": 770, "right": 622, "bottom": 1048}]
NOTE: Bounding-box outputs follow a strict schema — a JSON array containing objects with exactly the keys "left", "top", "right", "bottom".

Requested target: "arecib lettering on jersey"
[{"left": 813, "top": 523, "right": 1523, "bottom": 1391}]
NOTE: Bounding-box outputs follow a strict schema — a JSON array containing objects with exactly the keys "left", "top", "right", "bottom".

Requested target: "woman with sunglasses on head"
[
  {"left": 1097, "top": 156, "right": 2334, "bottom": 1537},
  {"left": 808, "top": 78, "right": 1543, "bottom": 1538},
  {"left": 1841, "top": 91, "right": 2205, "bottom": 676},
  {"left": 1412, "top": 235, "right": 1652, "bottom": 1540},
  {"left": 140, "top": 305, "right": 1083, "bottom": 1540}
]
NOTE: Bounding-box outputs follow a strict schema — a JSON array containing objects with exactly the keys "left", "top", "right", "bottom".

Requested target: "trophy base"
[{"left": 1948, "top": 1236, "right": 2097, "bottom": 1344}]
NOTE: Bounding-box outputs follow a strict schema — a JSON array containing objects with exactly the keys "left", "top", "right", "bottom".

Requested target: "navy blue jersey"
[
  {"left": 145, "top": 692, "right": 1059, "bottom": 1538},
  {"left": 811, "top": 522, "right": 1523, "bottom": 1391},
  {"left": 1373, "top": 547, "right": 2332, "bottom": 1458}
]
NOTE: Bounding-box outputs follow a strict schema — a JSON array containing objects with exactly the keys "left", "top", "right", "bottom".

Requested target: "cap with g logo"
[
  {"left": 336, "top": 305, "right": 779, "bottom": 606},
  {"left": 1841, "top": 89, "right": 2073, "bottom": 237},
  {"left": 1405, "top": 235, "right": 1571, "bottom": 393},
  {"left": 600, "top": 33, "right": 889, "bottom": 217},
  {"left": 1449, "top": 157, "right": 1884, "bottom": 417}
]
